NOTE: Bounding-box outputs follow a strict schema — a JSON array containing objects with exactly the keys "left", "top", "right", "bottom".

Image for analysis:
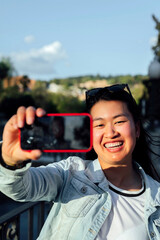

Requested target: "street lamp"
[
  {"left": 145, "top": 56, "right": 160, "bottom": 125},
  {"left": 148, "top": 56, "right": 160, "bottom": 80}
]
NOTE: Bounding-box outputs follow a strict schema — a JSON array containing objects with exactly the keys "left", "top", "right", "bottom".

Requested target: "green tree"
[
  {"left": 152, "top": 15, "right": 160, "bottom": 60},
  {"left": 51, "top": 93, "right": 85, "bottom": 113},
  {"left": 0, "top": 57, "right": 16, "bottom": 89},
  {"left": 0, "top": 88, "right": 35, "bottom": 119},
  {"left": 31, "top": 86, "right": 58, "bottom": 113}
]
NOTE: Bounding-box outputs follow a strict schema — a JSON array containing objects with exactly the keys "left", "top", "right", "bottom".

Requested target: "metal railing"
[{"left": 0, "top": 201, "right": 52, "bottom": 240}]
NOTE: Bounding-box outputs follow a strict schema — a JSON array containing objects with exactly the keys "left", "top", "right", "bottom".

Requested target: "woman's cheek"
[
  {"left": 121, "top": 123, "right": 135, "bottom": 137},
  {"left": 93, "top": 129, "right": 102, "bottom": 145}
]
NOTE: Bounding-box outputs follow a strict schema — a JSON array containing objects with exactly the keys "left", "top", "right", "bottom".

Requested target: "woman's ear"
[{"left": 135, "top": 121, "right": 140, "bottom": 139}]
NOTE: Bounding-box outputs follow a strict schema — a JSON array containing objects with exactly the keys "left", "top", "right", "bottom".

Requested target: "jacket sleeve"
[{"left": 0, "top": 161, "right": 65, "bottom": 202}]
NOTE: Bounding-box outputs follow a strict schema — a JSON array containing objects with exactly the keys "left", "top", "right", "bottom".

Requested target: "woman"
[{"left": 0, "top": 84, "right": 160, "bottom": 240}]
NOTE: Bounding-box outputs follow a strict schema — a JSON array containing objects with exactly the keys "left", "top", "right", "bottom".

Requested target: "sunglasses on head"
[{"left": 86, "top": 84, "right": 133, "bottom": 108}]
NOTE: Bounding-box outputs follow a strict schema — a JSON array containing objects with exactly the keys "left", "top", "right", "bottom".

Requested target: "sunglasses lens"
[
  {"left": 86, "top": 88, "right": 102, "bottom": 97},
  {"left": 86, "top": 84, "right": 133, "bottom": 108},
  {"left": 108, "top": 84, "right": 126, "bottom": 92},
  {"left": 86, "top": 84, "right": 128, "bottom": 97}
]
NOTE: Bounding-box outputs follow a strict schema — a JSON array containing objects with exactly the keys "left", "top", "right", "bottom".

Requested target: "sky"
[{"left": 1, "top": 0, "right": 160, "bottom": 81}]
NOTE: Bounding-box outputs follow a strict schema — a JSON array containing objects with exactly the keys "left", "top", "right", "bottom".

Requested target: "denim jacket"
[{"left": 0, "top": 157, "right": 160, "bottom": 240}]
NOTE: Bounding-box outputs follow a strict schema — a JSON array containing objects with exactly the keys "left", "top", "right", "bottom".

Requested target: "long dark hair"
[{"left": 85, "top": 86, "right": 160, "bottom": 181}]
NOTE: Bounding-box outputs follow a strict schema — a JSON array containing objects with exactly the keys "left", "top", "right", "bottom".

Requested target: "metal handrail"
[{"left": 0, "top": 201, "right": 52, "bottom": 240}]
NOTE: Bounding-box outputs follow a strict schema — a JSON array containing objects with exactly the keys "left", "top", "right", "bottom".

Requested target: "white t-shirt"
[{"left": 95, "top": 180, "right": 149, "bottom": 240}]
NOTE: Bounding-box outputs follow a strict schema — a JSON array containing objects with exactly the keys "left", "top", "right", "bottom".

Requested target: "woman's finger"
[
  {"left": 36, "top": 108, "right": 46, "bottom": 117},
  {"left": 26, "top": 106, "right": 36, "bottom": 125},
  {"left": 17, "top": 106, "right": 26, "bottom": 128}
]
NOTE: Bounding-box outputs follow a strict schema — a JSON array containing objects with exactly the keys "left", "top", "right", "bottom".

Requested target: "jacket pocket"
[{"left": 62, "top": 177, "right": 100, "bottom": 218}]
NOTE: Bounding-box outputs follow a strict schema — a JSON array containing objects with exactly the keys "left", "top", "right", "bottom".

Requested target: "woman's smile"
[{"left": 104, "top": 141, "right": 124, "bottom": 152}]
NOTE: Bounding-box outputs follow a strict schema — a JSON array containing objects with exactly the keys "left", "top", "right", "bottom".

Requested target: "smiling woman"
[
  {"left": 0, "top": 84, "right": 159, "bottom": 240},
  {"left": 85, "top": 84, "right": 160, "bottom": 239}
]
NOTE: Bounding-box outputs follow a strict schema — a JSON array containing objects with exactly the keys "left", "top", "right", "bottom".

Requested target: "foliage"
[
  {"left": 0, "top": 83, "right": 56, "bottom": 118},
  {"left": 0, "top": 57, "right": 17, "bottom": 91},
  {"left": 49, "top": 74, "right": 148, "bottom": 103},
  {"left": 0, "top": 85, "right": 19, "bottom": 99},
  {"left": 51, "top": 93, "right": 86, "bottom": 113},
  {"left": 33, "top": 80, "right": 48, "bottom": 89},
  {"left": 152, "top": 15, "right": 160, "bottom": 60},
  {"left": 0, "top": 57, "right": 16, "bottom": 79},
  {"left": 50, "top": 75, "right": 107, "bottom": 88},
  {"left": 31, "top": 87, "right": 57, "bottom": 113},
  {"left": 50, "top": 74, "right": 148, "bottom": 88},
  {"left": 0, "top": 92, "right": 35, "bottom": 119},
  {"left": 130, "top": 83, "right": 145, "bottom": 104}
]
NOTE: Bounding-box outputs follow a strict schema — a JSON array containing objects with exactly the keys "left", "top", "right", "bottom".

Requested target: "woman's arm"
[{"left": 0, "top": 106, "right": 64, "bottom": 202}]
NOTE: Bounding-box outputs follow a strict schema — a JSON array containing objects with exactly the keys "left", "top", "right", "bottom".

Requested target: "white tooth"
[{"left": 105, "top": 142, "right": 123, "bottom": 148}]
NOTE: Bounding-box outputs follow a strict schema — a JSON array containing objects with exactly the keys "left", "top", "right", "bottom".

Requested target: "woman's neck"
[{"left": 102, "top": 163, "right": 142, "bottom": 191}]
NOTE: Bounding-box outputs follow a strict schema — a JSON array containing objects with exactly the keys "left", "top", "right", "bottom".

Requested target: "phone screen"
[{"left": 20, "top": 113, "right": 92, "bottom": 152}]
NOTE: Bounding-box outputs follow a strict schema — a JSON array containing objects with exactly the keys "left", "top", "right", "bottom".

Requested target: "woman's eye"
[
  {"left": 115, "top": 120, "right": 126, "bottom": 124},
  {"left": 94, "top": 124, "right": 104, "bottom": 127}
]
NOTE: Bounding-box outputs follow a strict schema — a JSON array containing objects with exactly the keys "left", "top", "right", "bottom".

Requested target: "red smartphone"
[{"left": 20, "top": 113, "right": 93, "bottom": 152}]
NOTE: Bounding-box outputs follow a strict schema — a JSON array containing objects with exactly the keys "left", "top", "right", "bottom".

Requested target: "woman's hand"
[{"left": 2, "top": 106, "right": 46, "bottom": 166}]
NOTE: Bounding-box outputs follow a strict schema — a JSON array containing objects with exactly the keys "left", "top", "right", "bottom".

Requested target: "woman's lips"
[{"left": 104, "top": 141, "right": 123, "bottom": 150}]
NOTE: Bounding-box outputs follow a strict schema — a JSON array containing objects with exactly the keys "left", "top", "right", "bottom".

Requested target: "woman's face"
[{"left": 90, "top": 100, "right": 140, "bottom": 168}]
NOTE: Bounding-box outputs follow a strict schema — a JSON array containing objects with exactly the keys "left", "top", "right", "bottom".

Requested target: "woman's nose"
[{"left": 104, "top": 124, "right": 119, "bottom": 139}]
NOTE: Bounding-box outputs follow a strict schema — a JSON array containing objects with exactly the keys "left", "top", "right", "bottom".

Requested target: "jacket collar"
[{"left": 84, "top": 159, "right": 110, "bottom": 191}]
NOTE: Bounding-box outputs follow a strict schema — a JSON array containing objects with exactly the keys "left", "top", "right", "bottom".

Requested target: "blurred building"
[{"left": 3, "top": 75, "right": 36, "bottom": 92}]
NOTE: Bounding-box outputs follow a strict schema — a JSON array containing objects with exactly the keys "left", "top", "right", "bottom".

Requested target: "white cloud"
[
  {"left": 10, "top": 41, "right": 67, "bottom": 77},
  {"left": 149, "top": 36, "right": 157, "bottom": 47},
  {"left": 24, "top": 35, "right": 35, "bottom": 44}
]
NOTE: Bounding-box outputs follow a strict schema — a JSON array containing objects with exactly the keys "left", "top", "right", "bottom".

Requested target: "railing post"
[
  {"left": 37, "top": 202, "right": 45, "bottom": 235},
  {"left": 28, "top": 207, "right": 33, "bottom": 240}
]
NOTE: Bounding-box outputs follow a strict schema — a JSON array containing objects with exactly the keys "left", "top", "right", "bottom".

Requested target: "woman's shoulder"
[
  {"left": 46, "top": 156, "right": 93, "bottom": 172},
  {"left": 145, "top": 173, "right": 160, "bottom": 187}
]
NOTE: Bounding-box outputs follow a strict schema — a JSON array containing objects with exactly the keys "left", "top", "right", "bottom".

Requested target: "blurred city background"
[{"left": 1, "top": 1, "right": 160, "bottom": 239}]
